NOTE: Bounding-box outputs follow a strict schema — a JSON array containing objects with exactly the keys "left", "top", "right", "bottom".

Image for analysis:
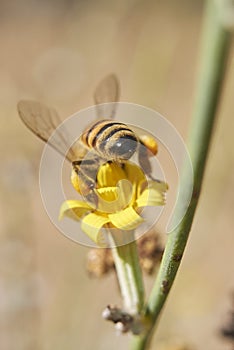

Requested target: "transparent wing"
[
  {"left": 94, "top": 74, "right": 120, "bottom": 120},
  {"left": 17, "top": 100, "right": 87, "bottom": 162}
]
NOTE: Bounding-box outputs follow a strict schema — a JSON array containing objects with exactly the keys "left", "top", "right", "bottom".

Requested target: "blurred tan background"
[{"left": 0, "top": 0, "right": 234, "bottom": 349}]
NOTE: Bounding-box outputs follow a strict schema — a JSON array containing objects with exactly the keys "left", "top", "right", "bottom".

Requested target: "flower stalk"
[
  {"left": 108, "top": 230, "right": 145, "bottom": 315},
  {"left": 130, "top": 0, "right": 233, "bottom": 349}
]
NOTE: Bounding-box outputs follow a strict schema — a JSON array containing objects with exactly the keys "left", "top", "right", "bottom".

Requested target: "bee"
[{"left": 17, "top": 74, "right": 158, "bottom": 204}]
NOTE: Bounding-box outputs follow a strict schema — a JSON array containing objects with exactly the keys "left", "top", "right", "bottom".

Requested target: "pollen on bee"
[{"left": 140, "top": 135, "right": 158, "bottom": 157}]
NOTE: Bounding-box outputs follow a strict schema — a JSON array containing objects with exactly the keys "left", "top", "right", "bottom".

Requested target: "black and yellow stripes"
[{"left": 81, "top": 119, "right": 138, "bottom": 160}]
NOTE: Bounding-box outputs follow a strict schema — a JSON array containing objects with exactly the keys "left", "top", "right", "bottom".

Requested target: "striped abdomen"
[{"left": 81, "top": 119, "right": 138, "bottom": 161}]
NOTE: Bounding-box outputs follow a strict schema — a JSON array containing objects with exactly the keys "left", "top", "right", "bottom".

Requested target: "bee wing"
[
  {"left": 17, "top": 100, "right": 87, "bottom": 162},
  {"left": 94, "top": 74, "right": 120, "bottom": 120}
]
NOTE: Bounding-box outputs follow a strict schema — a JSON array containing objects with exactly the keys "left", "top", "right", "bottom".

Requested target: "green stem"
[
  {"left": 131, "top": 1, "right": 232, "bottom": 349},
  {"left": 109, "top": 230, "right": 145, "bottom": 314}
]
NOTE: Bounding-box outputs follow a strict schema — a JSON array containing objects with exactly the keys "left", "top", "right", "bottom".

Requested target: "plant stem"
[
  {"left": 130, "top": 0, "right": 232, "bottom": 349},
  {"left": 109, "top": 230, "right": 145, "bottom": 314}
]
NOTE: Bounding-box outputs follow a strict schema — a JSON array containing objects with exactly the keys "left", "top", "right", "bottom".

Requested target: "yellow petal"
[
  {"left": 136, "top": 181, "right": 168, "bottom": 207},
  {"left": 97, "top": 162, "right": 127, "bottom": 187},
  {"left": 109, "top": 206, "right": 144, "bottom": 230},
  {"left": 59, "top": 200, "right": 91, "bottom": 221},
  {"left": 96, "top": 180, "right": 134, "bottom": 213},
  {"left": 150, "top": 180, "right": 169, "bottom": 191},
  {"left": 97, "top": 161, "right": 146, "bottom": 189},
  {"left": 97, "top": 186, "right": 118, "bottom": 202},
  {"left": 81, "top": 213, "right": 110, "bottom": 246},
  {"left": 124, "top": 162, "right": 146, "bottom": 185}
]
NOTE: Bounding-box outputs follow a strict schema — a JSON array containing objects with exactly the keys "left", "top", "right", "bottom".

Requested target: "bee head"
[{"left": 106, "top": 134, "right": 138, "bottom": 160}]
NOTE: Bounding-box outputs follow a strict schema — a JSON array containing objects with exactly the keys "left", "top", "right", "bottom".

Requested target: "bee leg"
[
  {"left": 138, "top": 142, "right": 152, "bottom": 177},
  {"left": 72, "top": 159, "right": 98, "bottom": 207}
]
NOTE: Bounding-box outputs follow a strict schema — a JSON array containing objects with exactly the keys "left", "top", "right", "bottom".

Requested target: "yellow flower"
[{"left": 59, "top": 161, "right": 168, "bottom": 246}]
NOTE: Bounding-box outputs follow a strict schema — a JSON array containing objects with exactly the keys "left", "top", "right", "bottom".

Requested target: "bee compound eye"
[{"left": 109, "top": 137, "right": 138, "bottom": 160}]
